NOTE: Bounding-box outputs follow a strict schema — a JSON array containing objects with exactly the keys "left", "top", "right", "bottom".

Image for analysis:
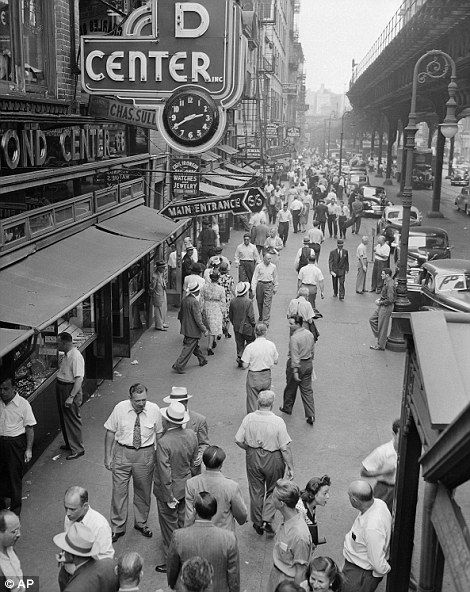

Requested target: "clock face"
[{"left": 163, "top": 89, "right": 219, "bottom": 147}]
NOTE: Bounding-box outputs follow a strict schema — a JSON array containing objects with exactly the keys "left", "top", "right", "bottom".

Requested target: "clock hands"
[{"left": 173, "top": 113, "right": 204, "bottom": 129}]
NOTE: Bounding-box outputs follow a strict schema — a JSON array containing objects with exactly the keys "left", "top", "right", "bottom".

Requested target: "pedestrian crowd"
[{"left": 1, "top": 151, "right": 403, "bottom": 592}]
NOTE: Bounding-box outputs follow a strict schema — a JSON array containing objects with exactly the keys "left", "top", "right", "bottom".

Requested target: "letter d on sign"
[{"left": 175, "top": 3, "right": 209, "bottom": 38}]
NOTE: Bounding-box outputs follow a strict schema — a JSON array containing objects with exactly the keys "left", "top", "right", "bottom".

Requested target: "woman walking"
[
  {"left": 201, "top": 270, "right": 226, "bottom": 355},
  {"left": 218, "top": 262, "right": 235, "bottom": 338},
  {"left": 296, "top": 475, "right": 331, "bottom": 552}
]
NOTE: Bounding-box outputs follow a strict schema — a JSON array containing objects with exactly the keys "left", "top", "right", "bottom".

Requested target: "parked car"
[
  {"left": 395, "top": 226, "right": 451, "bottom": 269},
  {"left": 455, "top": 187, "right": 470, "bottom": 214},
  {"left": 450, "top": 169, "right": 469, "bottom": 186},
  {"left": 360, "top": 186, "right": 392, "bottom": 217},
  {"left": 412, "top": 164, "right": 433, "bottom": 189},
  {"left": 408, "top": 260, "right": 470, "bottom": 313},
  {"left": 347, "top": 172, "right": 369, "bottom": 194},
  {"left": 377, "top": 205, "right": 422, "bottom": 233}
]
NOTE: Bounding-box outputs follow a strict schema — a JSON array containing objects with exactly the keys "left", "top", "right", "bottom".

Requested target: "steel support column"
[
  {"left": 430, "top": 129, "right": 446, "bottom": 217},
  {"left": 376, "top": 118, "right": 384, "bottom": 177},
  {"left": 384, "top": 118, "right": 397, "bottom": 185}
]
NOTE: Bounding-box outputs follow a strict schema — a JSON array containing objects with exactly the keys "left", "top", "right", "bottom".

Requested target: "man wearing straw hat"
[
  {"left": 53, "top": 522, "right": 117, "bottom": 592},
  {"left": 228, "top": 282, "right": 256, "bottom": 367},
  {"left": 163, "top": 386, "right": 209, "bottom": 475},
  {"left": 154, "top": 401, "right": 198, "bottom": 574}
]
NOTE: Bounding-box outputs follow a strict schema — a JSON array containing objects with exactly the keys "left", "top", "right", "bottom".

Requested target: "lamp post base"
[
  {"left": 427, "top": 210, "right": 444, "bottom": 218},
  {"left": 386, "top": 311, "right": 412, "bottom": 352},
  {"left": 383, "top": 178, "right": 393, "bottom": 185}
]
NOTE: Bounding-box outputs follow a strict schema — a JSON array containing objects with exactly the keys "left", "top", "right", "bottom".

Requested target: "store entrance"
[{"left": 111, "top": 274, "right": 131, "bottom": 360}]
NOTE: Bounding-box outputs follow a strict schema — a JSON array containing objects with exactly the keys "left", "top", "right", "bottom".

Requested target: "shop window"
[
  {"left": 129, "top": 260, "right": 145, "bottom": 301},
  {"left": 55, "top": 205, "right": 74, "bottom": 225},
  {"left": 120, "top": 184, "right": 133, "bottom": 201},
  {"left": 75, "top": 197, "right": 92, "bottom": 218},
  {"left": 23, "top": 0, "right": 45, "bottom": 87},
  {"left": 0, "top": 1, "right": 12, "bottom": 83},
  {"left": 58, "top": 296, "right": 96, "bottom": 345},
  {"left": 96, "top": 188, "right": 118, "bottom": 209},
  {"left": 3, "top": 221, "right": 26, "bottom": 244},
  {"left": 30, "top": 211, "right": 52, "bottom": 234}
]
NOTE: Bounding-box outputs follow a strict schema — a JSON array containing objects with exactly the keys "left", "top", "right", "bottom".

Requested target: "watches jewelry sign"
[
  {"left": 265, "top": 124, "right": 279, "bottom": 138},
  {"left": 286, "top": 126, "right": 301, "bottom": 138},
  {"left": 81, "top": 0, "right": 247, "bottom": 154},
  {"left": 171, "top": 157, "right": 200, "bottom": 197}
]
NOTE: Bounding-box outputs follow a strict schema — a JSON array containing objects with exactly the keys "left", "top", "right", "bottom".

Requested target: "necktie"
[{"left": 133, "top": 412, "right": 141, "bottom": 449}]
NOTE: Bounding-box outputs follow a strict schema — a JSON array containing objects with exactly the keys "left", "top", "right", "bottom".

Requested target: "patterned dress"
[
  {"left": 218, "top": 272, "right": 235, "bottom": 328},
  {"left": 201, "top": 281, "right": 226, "bottom": 335}
]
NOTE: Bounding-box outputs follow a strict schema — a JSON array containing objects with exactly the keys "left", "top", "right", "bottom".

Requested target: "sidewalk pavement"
[{"left": 17, "top": 210, "right": 407, "bottom": 592}]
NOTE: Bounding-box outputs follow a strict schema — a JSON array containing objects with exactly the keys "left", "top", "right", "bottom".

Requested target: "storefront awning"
[
  {"left": 217, "top": 144, "right": 239, "bottom": 156},
  {"left": 200, "top": 151, "right": 220, "bottom": 162},
  {"left": 0, "top": 328, "right": 35, "bottom": 358},
  {"left": 96, "top": 205, "right": 184, "bottom": 242},
  {"left": 222, "top": 162, "right": 257, "bottom": 175},
  {"left": 199, "top": 182, "right": 231, "bottom": 196},
  {"left": 212, "top": 167, "right": 247, "bottom": 181},
  {"left": 203, "top": 175, "right": 245, "bottom": 188},
  {"left": 0, "top": 227, "right": 157, "bottom": 330}
]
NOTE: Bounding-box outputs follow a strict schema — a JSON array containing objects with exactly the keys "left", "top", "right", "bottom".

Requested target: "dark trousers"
[
  {"left": 238, "top": 260, "right": 256, "bottom": 284},
  {"left": 268, "top": 205, "right": 278, "bottom": 224},
  {"left": 352, "top": 216, "right": 362, "bottom": 234},
  {"left": 234, "top": 331, "right": 255, "bottom": 361},
  {"left": 282, "top": 359, "right": 315, "bottom": 418},
  {"left": 156, "top": 497, "right": 186, "bottom": 560},
  {"left": 278, "top": 221, "right": 289, "bottom": 245},
  {"left": 371, "top": 259, "right": 387, "bottom": 292},
  {"left": 56, "top": 381, "right": 84, "bottom": 454},
  {"left": 292, "top": 210, "right": 301, "bottom": 233},
  {"left": 327, "top": 215, "right": 338, "bottom": 238},
  {"left": 310, "top": 243, "right": 321, "bottom": 263},
  {"left": 246, "top": 447, "right": 285, "bottom": 526},
  {"left": 338, "top": 216, "right": 347, "bottom": 239},
  {"left": 0, "top": 434, "right": 26, "bottom": 515},
  {"left": 174, "top": 336, "right": 206, "bottom": 370},
  {"left": 343, "top": 560, "right": 382, "bottom": 592},
  {"left": 332, "top": 274, "right": 346, "bottom": 299},
  {"left": 246, "top": 369, "right": 272, "bottom": 414},
  {"left": 318, "top": 219, "right": 326, "bottom": 233}
]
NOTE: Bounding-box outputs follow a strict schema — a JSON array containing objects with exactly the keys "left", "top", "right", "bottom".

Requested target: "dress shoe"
[
  {"left": 207, "top": 348, "right": 214, "bottom": 356},
  {"left": 263, "top": 522, "right": 275, "bottom": 535},
  {"left": 66, "top": 451, "right": 85, "bottom": 460},
  {"left": 306, "top": 416, "right": 315, "bottom": 425},
  {"left": 60, "top": 444, "right": 71, "bottom": 451},
  {"left": 155, "top": 327, "right": 167, "bottom": 331},
  {"left": 199, "top": 359, "right": 208, "bottom": 367},
  {"left": 252, "top": 523, "right": 264, "bottom": 535},
  {"left": 237, "top": 359, "right": 243, "bottom": 368},
  {"left": 111, "top": 531, "right": 125, "bottom": 543},
  {"left": 172, "top": 365, "right": 185, "bottom": 374},
  {"left": 279, "top": 407, "right": 292, "bottom": 415},
  {"left": 370, "top": 345, "right": 385, "bottom": 351},
  {"left": 163, "top": 324, "right": 169, "bottom": 328},
  {"left": 155, "top": 564, "right": 167, "bottom": 573},
  {"left": 134, "top": 524, "right": 152, "bottom": 538}
]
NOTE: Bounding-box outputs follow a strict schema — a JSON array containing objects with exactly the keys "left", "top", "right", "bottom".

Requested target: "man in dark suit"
[
  {"left": 163, "top": 386, "right": 209, "bottom": 475},
  {"left": 167, "top": 492, "right": 240, "bottom": 592},
  {"left": 228, "top": 282, "right": 256, "bottom": 367},
  {"left": 314, "top": 198, "right": 328, "bottom": 234},
  {"left": 173, "top": 281, "right": 209, "bottom": 374},
  {"left": 154, "top": 401, "right": 198, "bottom": 574},
  {"left": 329, "top": 239, "right": 349, "bottom": 300}
]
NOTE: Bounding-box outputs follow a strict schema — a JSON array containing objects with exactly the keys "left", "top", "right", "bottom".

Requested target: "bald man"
[{"left": 342, "top": 480, "right": 391, "bottom": 592}]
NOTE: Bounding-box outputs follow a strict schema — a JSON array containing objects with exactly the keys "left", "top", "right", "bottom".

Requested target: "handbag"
[{"left": 306, "top": 506, "right": 326, "bottom": 546}]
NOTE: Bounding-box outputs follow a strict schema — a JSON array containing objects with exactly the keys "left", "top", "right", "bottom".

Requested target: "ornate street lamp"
[
  {"left": 387, "top": 50, "right": 458, "bottom": 351},
  {"left": 339, "top": 110, "right": 352, "bottom": 178}
]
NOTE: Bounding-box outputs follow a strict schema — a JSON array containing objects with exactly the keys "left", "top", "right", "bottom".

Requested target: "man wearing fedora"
[
  {"left": 150, "top": 260, "right": 168, "bottom": 331},
  {"left": 163, "top": 387, "right": 209, "bottom": 475},
  {"left": 104, "top": 383, "right": 162, "bottom": 543},
  {"left": 154, "top": 401, "right": 198, "bottom": 574},
  {"left": 328, "top": 239, "right": 349, "bottom": 300},
  {"left": 229, "top": 282, "right": 256, "bottom": 367},
  {"left": 173, "top": 280, "right": 209, "bottom": 375},
  {"left": 53, "top": 522, "right": 117, "bottom": 592}
]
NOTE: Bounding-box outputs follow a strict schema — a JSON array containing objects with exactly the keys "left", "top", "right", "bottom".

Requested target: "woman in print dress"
[
  {"left": 218, "top": 262, "right": 235, "bottom": 338},
  {"left": 201, "top": 269, "right": 226, "bottom": 355}
]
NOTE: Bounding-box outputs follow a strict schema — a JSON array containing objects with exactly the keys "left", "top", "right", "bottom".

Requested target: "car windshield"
[
  {"left": 388, "top": 210, "right": 417, "bottom": 221},
  {"left": 350, "top": 175, "right": 366, "bottom": 183},
  {"left": 409, "top": 236, "right": 446, "bottom": 249},
  {"left": 437, "top": 274, "right": 470, "bottom": 292}
]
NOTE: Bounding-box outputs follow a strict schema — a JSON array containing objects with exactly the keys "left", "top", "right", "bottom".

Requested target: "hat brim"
[
  {"left": 53, "top": 532, "right": 99, "bottom": 557},
  {"left": 160, "top": 407, "right": 190, "bottom": 424},
  {"left": 163, "top": 394, "right": 192, "bottom": 404}
]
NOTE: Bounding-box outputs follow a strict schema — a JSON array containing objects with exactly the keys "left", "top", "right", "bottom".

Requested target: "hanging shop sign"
[
  {"left": 265, "top": 124, "right": 279, "bottom": 138},
  {"left": 160, "top": 187, "right": 265, "bottom": 219},
  {"left": 94, "top": 169, "right": 142, "bottom": 184},
  {"left": 80, "top": 0, "right": 247, "bottom": 154},
  {"left": 245, "top": 147, "right": 261, "bottom": 159},
  {"left": 286, "top": 126, "right": 301, "bottom": 138},
  {"left": 88, "top": 96, "right": 158, "bottom": 130},
  {"left": 171, "top": 157, "right": 200, "bottom": 197}
]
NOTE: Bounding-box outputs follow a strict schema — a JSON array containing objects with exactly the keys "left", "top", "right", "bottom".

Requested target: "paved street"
[{"left": 16, "top": 192, "right": 414, "bottom": 591}]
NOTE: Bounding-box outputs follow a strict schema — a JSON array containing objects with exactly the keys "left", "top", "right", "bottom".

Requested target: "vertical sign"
[{"left": 171, "top": 157, "right": 200, "bottom": 197}]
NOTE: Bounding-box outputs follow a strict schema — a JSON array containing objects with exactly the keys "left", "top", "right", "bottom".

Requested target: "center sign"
[{"left": 81, "top": 0, "right": 247, "bottom": 154}]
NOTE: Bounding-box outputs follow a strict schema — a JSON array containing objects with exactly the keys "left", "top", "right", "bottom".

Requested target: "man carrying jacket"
[{"left": 229, "top": 282, "right": 256, "bottom": 367}]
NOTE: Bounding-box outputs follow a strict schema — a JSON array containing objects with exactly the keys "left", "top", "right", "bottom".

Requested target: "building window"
[
  {"left": 0, "top": 0, "right": 12, "bottom": 82},
  {"left": 23, "top": 0, "right": 45, "bottom": 86}
]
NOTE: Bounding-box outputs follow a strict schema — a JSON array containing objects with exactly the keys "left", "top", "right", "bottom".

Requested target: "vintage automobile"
[
  {"left": 450, "top": 168, "right": 469, "bottom": 186},
  {"left": 377, "top": 205, "right": 422, "bottom": 234},
  {"left": 455, "top": 186, "right": 470, "bottom": 214},
  {"left": 360, "top": 186, "right": 392, "bottom": 217},
  {"left": 407, "top": 260, "right": 470, "bottom": 313},
  {"left": 347, "top": 171, "right": 369, "bottom": 194},
  {"left": 395, "top": 227, "right": 451, "bottom": 269},
  {"left": 412, "top": 164, "right": 434, "bottom": 189}
]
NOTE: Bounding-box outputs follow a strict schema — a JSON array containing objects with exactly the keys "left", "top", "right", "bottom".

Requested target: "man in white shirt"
[
  {"left": 361, "top": 419, "right": 400, "bottom": 513},
  {"left": 234, "top": 234, "right": 260, "bottom": 286},
  {"left": 343, "top": 480, "right": 391, "bottom": 592},
  {"left": 104, "top": 383, "right": 163, "bottom": 542},
  {"left": 57, "top": 332, "right": 85, "bottom": 460},
  {"left": 297, "top": 255, "right": 325, "bottom": 308},
  {"left": 58, "top": 486, "right": 114, "bottom": 589},
  {"left": 0, "top": 378, "right": 36, "bottom": 516},
  {"left": 307, "top": 221, "right": 324, "bottom": 262},
  {"left": 370, "top": 236, "right": 390, "bottom": 293},
  {"left": 286, "top": 287, "right": 315, "bottom": 325},
  {"left": 251, "top": 253, "right": 278, "bottom": 326},
  {"left": 167, "top": 245, "right": 177, "bottom": 290},
  {"left": 276, "top": 203, "right": 292, "bottom": 246},
  {"left": 0, "top": 510, "right": 23, "bottom": 591},
  {"left": 182, "top": 236, "right": 198, "bottom": 263},
  {"left": 241, "top": 323, "right": 279, "bottom": 413},
  {"left": 290, "top": 196, "right": 304, "bottom": 234},
  {"left": 235, "top": 390, "right": 293, "bottom": 535},
  {"left": 326, "top": 196, "right": 341, "bottom": 239},
  {"left": 356, "top": 236, "right": 369, "bottom": 294}
]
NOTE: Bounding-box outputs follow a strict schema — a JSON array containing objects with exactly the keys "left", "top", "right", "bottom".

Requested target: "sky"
[{"left": 298, "top": 0, "right": 403, "bottom": 94}]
